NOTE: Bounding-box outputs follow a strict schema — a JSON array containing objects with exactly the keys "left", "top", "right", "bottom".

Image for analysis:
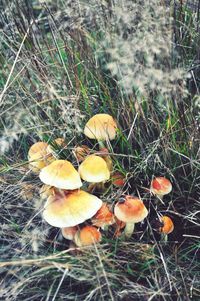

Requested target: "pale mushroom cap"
[
  {"left": 114, "top": 196, "right": 148, "bottom": 223},
  {"left": 151, "top": 177, "right": 172, "bottom": 196},
  {"left": 28, "top": 142, "right": 48, "bottom": 159},
  {"left": 78, "top": 155, "right": 110, "bottom": 183},
  {"left": 28, "top": 142, "right": 55, "bottom": 171},
  {"left": 160, "top": 216, "right": 174, "bottom": 234},
  {"left": 74, "top": 226, "right": 102, "bottom": 247},
  {"left": 39, "top": 160, "right": 82, "bottom": 190},
  {"left": 61, "top": 226, "right": 78, "bottom": 240},
  {"left": 43, "top": 190, "right": 102, "bottom": 227},
  {"left": 84, "top": 114, "right": 117, "bottom": 141}
]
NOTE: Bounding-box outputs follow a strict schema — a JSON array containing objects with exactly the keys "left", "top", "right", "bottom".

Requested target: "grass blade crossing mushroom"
[{"left": 150, "top": 177, "right": 172, "bottom": 201}]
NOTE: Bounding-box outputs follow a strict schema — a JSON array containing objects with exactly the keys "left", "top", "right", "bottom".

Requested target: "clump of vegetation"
[{"left": 0, "top": 0, "right": 200, "bottom": 300}]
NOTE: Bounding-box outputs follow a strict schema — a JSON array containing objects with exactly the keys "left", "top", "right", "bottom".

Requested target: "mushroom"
[
  {"left": 111, "top": 171, "right": 126, "bottom": 187},
  {"left": 91, "top": 203, "right": 115, "bottom": 230},
  {"left": 73, "top": 145, "right": 90, "bottom": 162},
  {"left": 61, "top": 226, "right": 79, "bottom": 240},
  {"left": 28, "top": 141, "right": 55, "bottom": 172},
  {"left": 74, "top": 226, "right": 102, "bottom": 247},
  {"left": 43, "top": 189, "right": 102, "bottom": 228},
  {"left": 39, "top": 160, "right": 82, "bottom": 190},
  {"left": 84, "top": 113, "right": 117, "bottom": 148},
  {"left": 150, "top": 177, "right": 172, "bottom": 200},
  {"left": 159, "top": 215, "right": 174, "bottom": 242},
  {"left": 46, "top": 138, "right": 67, "bottom": 157},
  {"left": 39, "top": 184, "right": 62, "bottom": 200},
  {"left": 78, "top": 155, "right": 110, "bottom": 191},
  {"left": 114, "top": 196, "right": 148, "bottom": 238}
]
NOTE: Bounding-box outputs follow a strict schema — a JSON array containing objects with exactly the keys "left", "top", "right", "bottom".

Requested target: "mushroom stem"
[
  {"left": 161, "top": 233, "right": 168, "bottom": 243},
  {"left": 124, "top": 222, "right": 135, "bottom": 238},
  {"left": 98, "top": 140, "right": 105, "bottom": 149},
  {"left": 156, "top": 194, "right": 164, "bottom": 204}
]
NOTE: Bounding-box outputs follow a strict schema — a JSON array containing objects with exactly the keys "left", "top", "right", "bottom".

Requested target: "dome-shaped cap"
[
  {"left": 39, "top": 160, "right": 82, "bottom": 190},
  {"left": 28, "top": 142, "right": 48, "bottom": 159},
  {"left": 151, "top": 177, "right": 172, "bottom": 196},
  {"left": 43, "top": 190, "right": 102, "bottom": 228},
  {"left": 78, "top": 155, "right": 110, "bottom": 183},
  {"left": 74, "top": 226, "right": 102, "bottom": 247},
  {"left": 159, "top": 216, "right": 174, "bottom": 234},
  {"left": 114, "top": 196, "right": 148, "bottom": 223},
  {"left": 84, "top": 114, "right": 117, "bottom": 141},
  {"left": 28, "top": 142, "right": 54, "bottom": 172}
]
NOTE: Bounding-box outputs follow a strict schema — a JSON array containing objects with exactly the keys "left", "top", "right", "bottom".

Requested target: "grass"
[{"left": 0, "top": 0, "right": 200, "bottom": 300}]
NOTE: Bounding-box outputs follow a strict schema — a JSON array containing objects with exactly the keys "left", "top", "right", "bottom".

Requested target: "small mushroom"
[
  {"left": 61, "top": 226, "right": 79, "bottom": 240},
  {"left": 39, "top": 184, "right": 60, "bottom": 200},
  {"left": 28, "top": 141, "right": 54, "bottom": 172},
  {"left": 84, "top": 113, "right": 117, "bottom": 148},
  {"left": 111, "top": 171, "right": 126, "bottom": 187},
  {"left": 39, "top": 160, "right": 82, "bottom": 190},
  {"left": 74, "top": 145, "right": 91, "bottom": 162},
  {"left": 150, "top": 177, "right": 172, "bottom": 200},
  {"left": 74, "top": 226, "right": 102, "bottom": 247},
  {"left": 78, "top": 155, "right": 110, "bottom": 191},
  {"left": 114, "top": 196, "right": 148, "bottom": 238},
  {"left": 159, "top": 215, "right": 174, "bottom": 242},
  {"left": 91, "top": 203, "right": 115, "bottom": 230}
]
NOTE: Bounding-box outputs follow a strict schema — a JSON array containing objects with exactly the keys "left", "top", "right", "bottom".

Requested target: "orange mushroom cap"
[
  {"left": 159, "top": 216, "right": 174, "bottom": 234},
  {"left": 150, "top": 177, "right": 172, "bottom": 196},
  {"left": 92, "top": 203, "right": 115, "bottom": 228},
  {"left": 111, "top": 172, "right": 126, "bottom": 187},
  {"left": 74, "top": 226, "right": 102, "bottom": 247},
  {"left": 114, "top": 196, "right": 148, "bottom": 224}
]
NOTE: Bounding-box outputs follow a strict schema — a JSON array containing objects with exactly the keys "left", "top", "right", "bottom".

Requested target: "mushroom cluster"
[{"left": 27, "top": 114, "right": 174, "bottom": 248}]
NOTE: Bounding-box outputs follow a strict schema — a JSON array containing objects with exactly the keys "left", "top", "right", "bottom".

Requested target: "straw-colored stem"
[{"left": 124, "top": 222, "right": 135, "bottom": 238}]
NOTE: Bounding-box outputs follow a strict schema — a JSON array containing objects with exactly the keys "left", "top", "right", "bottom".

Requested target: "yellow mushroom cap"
[
  {"left": 159, "top": 216, "right": 174, "bottom": 234},
  {"left": 39, "top": 160, "right": 82, "bottom": 190},
  {"left": 84, "top": 114, "right": 117, "bottom": 141},
  {"left": 43, "top": 190, "right": 102, "bottom": 228},
  {"left": 74, "top": 226, "right": 102, "bottom": 247},
  {"left": 28, "top": 142, "right": 55, "bottom": 172},
  {"left": 150, "top": 177, "right": 172, "bottom": 196},
  {"left": 78, "top": 155, "right": 110, "bottom": 183},
  {"left": 114, "top": 196, "right": 148, "bottom": 223},
  {"left": 28, "top": 142, "right": 48, "bottom": 159}
]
